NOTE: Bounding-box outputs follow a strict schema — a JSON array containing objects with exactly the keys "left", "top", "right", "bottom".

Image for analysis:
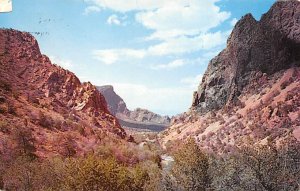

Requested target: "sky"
[{"left": 0, "top": 0, "right": 275, "bottom": 115}]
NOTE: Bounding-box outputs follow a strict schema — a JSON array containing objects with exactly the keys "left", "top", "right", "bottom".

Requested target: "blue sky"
[{"left": 0, "top": 0, "right": 275, "bottom": 115}]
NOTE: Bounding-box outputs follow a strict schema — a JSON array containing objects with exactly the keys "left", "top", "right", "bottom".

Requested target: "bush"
[
  {"left": 0, "top": 80, "right": 11, "bottom": 91},
  {"left": 38, "top": 111, "right": 53, "bottom": 129},
  {"left": 62, "top": 155, "right": 149, "bottom": 191},
  {"left": 171, "top": 138, "right": 210, "bottom": 191},
  {"left": 12, "top": 91, "right": 20, "bottom": 100},
  {"left": 0, "top": 105, "right": 6, "bottom": 114},
  {"left": 0, "top": 120, "right": 9, "bottom": 133},
  {"left": 210, "top": 138, "right": 300, "bottom": 191},
  {"left": 7, "top": 103, "right": 16, "bottom": 115},
  {"left": 11, "top": 126, "right": 36, "bottom": 159}
]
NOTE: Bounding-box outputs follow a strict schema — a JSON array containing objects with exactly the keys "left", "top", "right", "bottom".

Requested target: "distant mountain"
[
  {"left": 159, "top": 0, "right": 300, "bottom": 152},
  {"left": 97, "top": 85, "right": 130, "bottom": 116},
  {"left": 97, "top": 85, "right": 170, "bottom": 132},
  {"left": 0, "top": 29, "right": 128, "bottom": 158}
]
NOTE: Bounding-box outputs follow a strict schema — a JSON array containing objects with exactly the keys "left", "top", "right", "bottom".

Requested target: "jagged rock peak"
[{"left": 192, "top": 1, "right": 300, "bottom": 113}]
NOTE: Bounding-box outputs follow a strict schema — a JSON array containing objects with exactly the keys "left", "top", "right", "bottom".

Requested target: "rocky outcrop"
[
  {"left": 192, "top": 1, "right": 300, "bottom": 113},
  {"left": 0, "top": 29, "right": 127, "bottom": 157},
  {"left": 97, "top": 85, "right": 129, "bottom": 116},
  {"left": 128, "top": 108, "right": 170, "bottom": 124},
  {"left": 97, "top": 85, "right": 170, "bottom": 131},
  {"left": 160, "top": 1, "right": 300, "bottom": 153}
]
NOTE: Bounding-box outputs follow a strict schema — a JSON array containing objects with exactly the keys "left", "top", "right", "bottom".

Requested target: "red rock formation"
[
  {"left": 160, "top": 1, "right": 300, "bottom": 153},
  {"left": 0, "top": 29, "right": 126, "bottom": 158},
  {"left": 192, "top": 1, "right": 300, "bottom": 113}
]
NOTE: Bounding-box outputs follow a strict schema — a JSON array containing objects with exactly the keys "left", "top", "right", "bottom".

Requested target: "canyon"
[{"left": 97, "top": 85, "right": 170, "bottom": 132}]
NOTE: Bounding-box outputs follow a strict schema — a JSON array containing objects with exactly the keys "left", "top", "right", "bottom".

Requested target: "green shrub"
[
  {"left": 62, "top": 155, "right": 149, "bottom": 191},
  {"left": 171, "top": 138, "right": 210, "bottom": 191}
]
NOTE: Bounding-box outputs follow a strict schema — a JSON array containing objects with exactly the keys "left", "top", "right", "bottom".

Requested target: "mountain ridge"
[{"left": 97, "top": 85, "right": 170, "bottom": 132}]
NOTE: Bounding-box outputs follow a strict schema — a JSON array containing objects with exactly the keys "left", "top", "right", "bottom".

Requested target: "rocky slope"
[
  {"left": 0, "top": 29, "right": 128, "bottom": 158},
  {"left": 192, "top": 0, "right": 300, "bottom": 113},
  {"left": 159, "top": 0, "right": 300, "bottom": 152},
  {"left": 97, "top": 85, "right": 170, "bottom": 132}
]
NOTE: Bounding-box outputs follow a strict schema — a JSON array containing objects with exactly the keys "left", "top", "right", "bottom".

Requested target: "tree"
[
  {"left": 58, "top": 134, "right": 77, "bottom": 158},
  {"left": 11, "top": 126, "right": 36, "bottom": 159},
  {"left": 171, "top": 138, "right": 210, "bottom": 191},
  {"left": 239, "top": 143, "right": 282, "bottom": 191}
]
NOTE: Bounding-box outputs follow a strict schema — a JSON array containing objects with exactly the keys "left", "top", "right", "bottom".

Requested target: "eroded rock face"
[
  {"left": 97, "top": 85, "right": 129, "bottom": 116},
  {"left": 1, "top": 29, "right": 114, "bottom": 117},
  {"left": 0, "top": 29, "right": 126, "bottom": 157},
  {"left": 192, "top": 1, "right": 300, "bottom": 113}
]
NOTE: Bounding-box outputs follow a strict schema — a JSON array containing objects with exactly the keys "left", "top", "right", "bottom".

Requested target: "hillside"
[
  {"left": 159, "top": 0, "right": 300, "bottom": 152},
  {"left": 0, "top": 29, "right": 128, "bottom": 158}
]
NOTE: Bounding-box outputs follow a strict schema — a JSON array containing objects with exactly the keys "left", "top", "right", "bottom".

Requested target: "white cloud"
[
  {"left": 148, "top": 30, "right": 230, "bottom": 56},
  {"left": 0, "top": 0, "right": 12, "bottom": 12},
  {"left": 83, "top": 6, "right": 101, "bottom": 15},
  {"left": 151, "top": 59, "right": 187, "bottom": 70},
  {"left": 87, "top": 0, "right": 231, "bottom": 64},
  {"left": 84, "top": 0, "right": 167, "bottom": 12},
  {"left": 92, "top": 31, "right": 229, "bottom": 65},
  {"left": 92, "top": 49, "right": 145, "bottom": 65},
  {"left": 136, "top": 1, "right": 230, "bottom": 40},
  {"left": 150, "top": 50, "right": 219, "bottom": 70},
  {"left": 181, "top": 74, "right": 203, "bottom": 89},
  {"left": 82, "top": 0, "right": 233, "bottom": 114},
  {"left": 230, "top": 18, "right": 238, "bottom": 26},
  {"left": 49, "top": 56, "right": 73, "bottom": 70},
  {"left": 107, "top": 14, "right": 121, "bottom": 25},
  {"left": 86, "top": 0, "right": 230, "bottom": 39},
  {"left": 109, "top": 82, "right": 193, "bottom": 115}
]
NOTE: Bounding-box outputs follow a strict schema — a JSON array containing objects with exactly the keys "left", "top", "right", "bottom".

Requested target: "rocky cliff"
[
  {"left": 192, "top": 0, "right": 300, "bottom": 113},
  {"left": 97, "top": 85, "right": 129, "bottom": 116},
  {"left": 0, "top": 29, "right": 127, "bottom": 158},
  {"left": 160, "top": 1, "right": 300, "bottom": 152},
  {"left": 97, "top": 85, "right": 170, "bottom": 131}
]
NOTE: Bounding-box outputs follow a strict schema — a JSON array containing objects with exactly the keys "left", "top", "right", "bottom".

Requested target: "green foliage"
[
  {"left": 0, "top": 128, "right": 299, "bottom": 191},
  {"left": 171, "top": 138, "right": 210, "bottom": 191},
  {"left": 60, "top": 155, "right": 149, "bottom": 191},
  {"left": 210, "top": 138, "right": 300, "bottom": 191},
  {"left": 2, "top": 156, "right": 63, "bottom": 191},
  {"left": 3, "top": 156, "right": 37, "bottom": 191}
]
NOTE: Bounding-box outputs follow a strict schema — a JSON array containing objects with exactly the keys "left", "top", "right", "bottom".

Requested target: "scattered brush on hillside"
[{"left": 166, "top": 136, "right": 300, "bottom": 191}]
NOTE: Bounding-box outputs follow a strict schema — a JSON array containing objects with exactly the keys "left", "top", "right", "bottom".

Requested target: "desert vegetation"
[
  {"left": 165, "top": 137, "right": 300, "bottom": 191},
  {"left": 0, "top": 133, "right": 299, "bottom": 191}
]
